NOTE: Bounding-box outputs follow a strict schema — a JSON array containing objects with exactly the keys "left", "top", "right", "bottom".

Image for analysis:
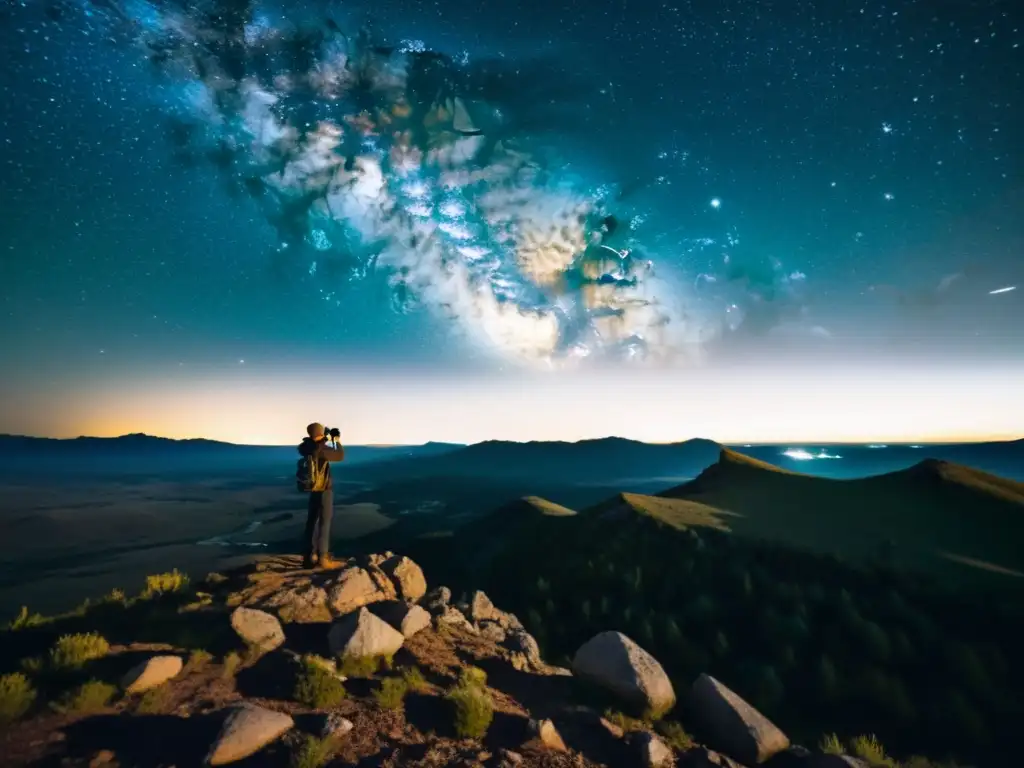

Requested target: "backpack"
[{"left": 296, "top": 450, "right": 328, "bottom": 492}]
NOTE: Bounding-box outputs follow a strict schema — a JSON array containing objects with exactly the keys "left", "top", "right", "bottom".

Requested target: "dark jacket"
[{"left": 298, "top": 438, "right": 345, "bottom": 490}]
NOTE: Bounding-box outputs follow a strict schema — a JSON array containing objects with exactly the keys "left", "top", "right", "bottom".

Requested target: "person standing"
[{"left": 297, "top": 422, "right": 346, "bottom": 569}]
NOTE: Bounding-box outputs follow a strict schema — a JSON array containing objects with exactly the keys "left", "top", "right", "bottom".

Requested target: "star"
[{"left": 710, "top": 198, "right": 721, "bottom": 209}]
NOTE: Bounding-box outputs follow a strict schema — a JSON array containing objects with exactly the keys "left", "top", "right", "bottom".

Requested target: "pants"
[{"left": 303, "top": 489, "right": 333, "bottom": 558}]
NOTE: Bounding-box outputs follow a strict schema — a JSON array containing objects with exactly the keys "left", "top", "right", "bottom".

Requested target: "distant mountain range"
[{"left": 0, "top": 432, "right": 1021, "bottom": 482}]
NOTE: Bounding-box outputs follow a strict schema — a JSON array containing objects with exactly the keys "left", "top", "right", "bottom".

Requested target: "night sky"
[{"left": 1, "top": 0, "right": 1021, "bottom": 445}]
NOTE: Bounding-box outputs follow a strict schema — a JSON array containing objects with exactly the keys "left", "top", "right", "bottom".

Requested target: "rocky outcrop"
[
  {"left": 526, "top": 718, "right": 567, "bottom": 752},
  {"left": 327, "top": 567, "right": 396, "bottom": 616},
  {"left": 370, "top": 601, "right": 432, "bottom": 638},
  {"left": 230, "top": 607, "right": 285, "bottom": 652},
  {"left": 205, "top": 703, "right": 293, "bottom": 765},
  {"left": 687, "top": 674, "right": 789, "bottom": 765},
  {"left": 328, "top": 606, "right": 406, "bottom": 659},
  {"left": 572, "top": 631, "right": 676, "bottom": 716},
  {"left": 634, "top": 731, "right": 673, "bottom": 767},
  {"left": 121, "top": 655, "right": 183, "bottom": 694},
  {"left": 423, "top": 586, "right": 452, "bottom": 614},
  {"left": 380, "top": 555, "right": 427, "bottom": 602},
  {"left": 261, "top": 582, "right": 330, "bottom": 623}
]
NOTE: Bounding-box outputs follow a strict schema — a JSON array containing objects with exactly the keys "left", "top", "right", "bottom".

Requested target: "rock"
[
  {"left": 230, "top": 607, "right": 286, "bottom": 652},
  {"left": 762, "top": 746, "right": 815, "bottom": 768},
  {"left": 326, "top": 567, "right": 395, "bottom": 616},
  {"left": 469, "top": 590, "right": 500, "bottom": 623},
  {"left": 435, "top": 605, "right": 477, "bottom": 633},
  {"left": 328, "top": 606, "right": 405, "bottom": 659},
  {"left": 634, "top": 732, "right": 673, "bottom": 767},
  {"left": 262, "top": 583, "right": 330, "bottom": 623},
  {"left": 572, "top": 632, "right": 676, "bottom": 717},
  {"left": 688, "top": 674, "right": 789, "bottom": 765},
  {"left": 380, "top": 555, "right": 427, "bottom": 602},
  {"left": 478, "top": 620, "right": 507, "bottom": 643},
  {"left": 527, "top": 718, "right": 567, "bottom": 751},
  {"left": 500, "top": 749, "right": 524, "bottom": 766},
  {"left": 319, "top": 713, "right": 354, "bottom": 740},
  {"left": 88, "top": 750, "right": 117, "bottom": 767},
  {"left": 122, "top": 655, "right": 184, "bottom": 694},
  {"left": 598, "top": 717, "right": 625, "bottom": 739},
  {"left": 547, "top": 666, "right": 573, "bottom": 677},
  {"left": 205, "top": 704, "right": 294, "bottom": 766},
  {"left": 505, "top": 628, "right": 542, "bottom": 665},
  {"left": 371, "top": 601, "right": 432, "bottom": 638},
  {"left": 423, "top": 586, "right": 451, "bottom": 614},
  {"left": 679, "top": 747, "right": 749, "bottom": 767}
]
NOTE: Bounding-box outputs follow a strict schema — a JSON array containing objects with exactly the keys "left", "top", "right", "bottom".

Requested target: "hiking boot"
[{"left": 318, "top": 555, "right": 343, "bottom": 570}]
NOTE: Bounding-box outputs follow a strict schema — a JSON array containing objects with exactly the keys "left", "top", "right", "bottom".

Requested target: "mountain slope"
[{"left": 653, "top": 448, "right": 1024, "bottom": 582}]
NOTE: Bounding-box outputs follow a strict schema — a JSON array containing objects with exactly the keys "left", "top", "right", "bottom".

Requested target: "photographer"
[{"left": 297, "top": 422, "right": 346, "bottom": 569}]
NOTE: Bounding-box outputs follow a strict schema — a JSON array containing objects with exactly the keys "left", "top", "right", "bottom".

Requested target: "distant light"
[
  {"left": 867, "top": 444, "right": 887, "bottom": 449},
  {"left": 989, "top": 286, "right": 1016, "bottom": 295},
  {"left": 882, "top": 122, "right": 893, "bottom": 134},
  {"left": 883, "top": 192, "right": 894, "bottom": 201},
  {"left": 782, "top": 448, "right": 842, "bottom": 461},
  {"left": 710, "top": 198, "right": 721, "bottom": 209}
]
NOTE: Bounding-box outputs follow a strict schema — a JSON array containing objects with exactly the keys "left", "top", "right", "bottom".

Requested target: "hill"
[
  {"left": 341, "top": 437, "right": 723, "bottom": 485},
  {"left": 650, "top": 449, "right": 1024, "bottom": 584}
]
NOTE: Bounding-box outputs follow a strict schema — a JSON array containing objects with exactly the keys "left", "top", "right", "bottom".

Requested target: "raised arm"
[{"left": 320, "top": 443, "right": 345, "bottom": 462}]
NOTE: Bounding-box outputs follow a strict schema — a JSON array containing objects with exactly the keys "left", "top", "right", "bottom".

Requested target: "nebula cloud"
[{"left": 74, "top": 0, "right": 805, "bottom": 368}]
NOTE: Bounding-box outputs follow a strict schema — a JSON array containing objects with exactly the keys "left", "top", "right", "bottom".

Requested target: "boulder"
[
  {"left": 435, "top": 605, "right": 477, "bottom": 633},
  {"left": 687, "top": 674, "right": 789, "bottom": 765},
  {"left": 328, "top": 606, "right": 405, "bottom": 659},
  {"left": 469, "top": 590, "right": 501, "bottom": 623},
  {"left": 634, "top": 731, "right": 673, "bottom": 767},
  {"left": 526, "top": 718, "right": 567, "bottom": 751},
  {"left": 262, "top": 583, "right": 330, "bottom": 623},
  {"left": 572, "top": 632, "right": 675, "bottom": 716},
  {"left": 505, "top": 628, "right": 542, "bottom": 665},
  {"left": 371, "top": 601, "right": 432, "bottom": 638},
  {"left": 205, "top": 704, "right": 293, "bottom": 765},
  {"left": 230, "top": 607, "right": 285, "bottom": 652},
  {"left": 423, "top": 586, "right": 451, "bottom": 614},
  {"left": 326, "top": 567, "right": 395, "bottom": 616},
  {"left": 122, "top": 655, "right": 183, "bottom": 694},
  {"left": 478, "top": 621, "right": 507, "bottom": 643},
  {"left": 319, "top": 713, "right": 354, "bottom": 740},
  {"left": 380, "top": 555, "right": 427, "bottom": 602}
]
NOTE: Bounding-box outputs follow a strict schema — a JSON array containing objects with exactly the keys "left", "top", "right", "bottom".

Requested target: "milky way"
[{"left": 65, "top": 0, "right": 807, "bottom": 368}]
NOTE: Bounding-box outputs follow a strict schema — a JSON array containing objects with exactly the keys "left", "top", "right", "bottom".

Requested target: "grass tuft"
[
  {"left": 134, "top": 685, "right": 170, "bottom": 714},
  {"left": 338, "top": 654, "right": 385, "bottom": 679},
  {"left": 142, "top": 570, "right": 189, "bottom": 599},
  {"left": 0, "top": 672, "right": 37, "bottom": 724},
  {"left": 187, "top": 649, "right": 214, "bottom": 668},
  {"left": 52, "top": 680, "right": 117, "bottom": 715},
  {"left": 294, "top": 656, "right": 346, "bottom": 708},
  {"left": 7, "top": 606, "right": 47, "bottom": 631},
  {"left": 49, "top": 633, "right": 110, "bottom": 670},
  {"left": 401, "top": 666, "right": 430, "bottom": 693},
  {"left": 289, "top": 734, "right": 338, "bottom": 768},
  {"left": 445, "top": 667, "right": 493, "bottom": 739},
  {"left": 221, "top": 651, "right": 242, "bottom": 679},
  {"left": 373, "top": 677, "right": 408, "bottom": 710},
  {"left": 655, "top": 720, "right": 694, "bottom": 751},
  {"left": 849, "top": 734, "right": 896, "bottom": 767}
]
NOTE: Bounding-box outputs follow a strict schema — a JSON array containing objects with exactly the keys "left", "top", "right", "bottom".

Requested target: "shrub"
[
  {"left": 819, "top": 732, "right": 845, "bottom": 755},
  {"left": 849, "top": 734, "right": 896, "bottom": 767},
  {"left": 7, "top": 606, "right": 47, "bottom": 630},
  {"left": 603, "top": 709, "right": 645, "bottom": 732},
  {"left": 0, "top": 672, "right": 37, "bottom": 724},
  {"left": 222, "top": 651, "right": 242, "bottom": 679},
  {"left": 373, "top": 677, "right": 408, "bottom": 710},
  {"left": 52, "top": 680, "right": 117, "bottom": 715},
  {"left": 401, "top": 666, "right": 430, "bottom": 693},
  {"left": 338, "top": 655, "right": 383, "bottom": 679},
  {"left": 135, "top": 685, "right": 169, "bottom": 714},
  {"left": 187, "top": 649, "right": 213, "bottom": 668},
  {"left": 289, "top": 734, "right": 337, "bottom": 768},
  {"left": 50, "top": 633, "right": 110, "bottom": 670},
  {"left": 142, "top": 570, "right": 189, "bottom": 598},
  {"left": 101, "top": 588, "right": 127, "bottom": 605},
  {"left": 294, "top": 657, "right": 346, "bottom": 708},
  {"left": 655, "top": 720, "right": 694, "bottom": 751},
  {"left": 446, "top": 670, "right": 493, "bottom": 739},
  {"left": 19, "top": 656, "right": 44, "bottom": 675}
]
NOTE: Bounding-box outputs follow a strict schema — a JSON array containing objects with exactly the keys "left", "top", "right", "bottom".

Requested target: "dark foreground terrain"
[{"left": 0, "top": 553, "right": 980, "bottom": 768}]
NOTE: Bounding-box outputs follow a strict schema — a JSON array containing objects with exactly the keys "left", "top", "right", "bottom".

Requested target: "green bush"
[
  {"left": 401, "top": 666, "right": 430, "bottom": 693},
  {"left": 373, "top": 677, "right": 408, "bottom": 710},
  {"left": 6, "top": 606, "right": 46, "bottom": 631},
  {"left": 49, "top": 632, "right": 110, "bottom": 670},
  {"left": 0, "top": 672, "right": 37, "bottom": 724},
  {"left": 338, "top": 655, "right": 385, "bottom": 679},
  {"left": 445, "top": 670, "right": 493, "bottom": 739},
  {"left": 289, "top": 734, "right": 337, "bottom": 768},
  {"left": 819, "top": 732, "right": 844, "bottom": 755},
  {"left": 849, "top": 734, "right": 896, "bottom": 767},
  {"left": 142, "top": 570, "right": 189, "bottom": 598},
  {"left": 655, "top": 720, "right": 694, "bottom": 751},
  {"left": 294, "top": 657, "right": 346, "bottom": 708},
  {"left": 52, "top": 680, "right": 117, "bottom": 715}
]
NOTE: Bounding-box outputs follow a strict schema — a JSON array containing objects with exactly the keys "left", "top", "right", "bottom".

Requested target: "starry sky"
[{"left": 0, "top": 0, "right": 1022, "bottom": 445}]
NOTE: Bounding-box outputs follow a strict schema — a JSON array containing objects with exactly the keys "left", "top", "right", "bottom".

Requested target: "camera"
[{"left": 324, "top": 426, "right": 341, "bottom": 441}]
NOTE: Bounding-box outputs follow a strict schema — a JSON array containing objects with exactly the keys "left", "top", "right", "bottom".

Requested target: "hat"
[{"left": 306, "top": 422, "right": 326, "bottom": 440}]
